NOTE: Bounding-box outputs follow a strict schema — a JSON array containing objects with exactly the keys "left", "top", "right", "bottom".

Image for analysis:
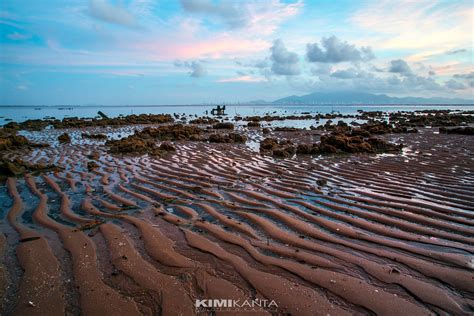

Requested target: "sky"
[{"left": 0, "top": 0, "right": 473, "bottom": 105}]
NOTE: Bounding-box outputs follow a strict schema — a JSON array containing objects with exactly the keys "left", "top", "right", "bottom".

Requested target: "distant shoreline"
[{"left": 1, "top": 103, "right": 474, "bottom": 108}]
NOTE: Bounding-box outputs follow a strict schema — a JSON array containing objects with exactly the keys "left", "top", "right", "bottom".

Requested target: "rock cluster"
[
  {"left": 319, "top": 121, "right": 417, "bottom": 135},
  {"left": 0, "top": 128, "right": 48, "bottom": 150},
  {"left": 320, "top": 134, "right": 402, "bottom": 154},
  {"left": 260, "top": 138, "right": 296, "bottom": 158},
  {"left": 106, "top": 138, "right": 177, "bottom": 156},
  {"left": 106, "top": 137, "right": 156, "bottom": 155},
  {"left": 208, "top": 133, "right": 247, "bottom": 143},
  {"left": 0, "top": 132, "right": 30, "bottom": 150},
  {"left": 81, "top": 133, "right": 108, "bottom": 140},
  {"left": 58, "top": 133, "right": 71, "bottom": 143},
  {"left": 4, "top": 113, "right": 174, "bottom": 130},
  {"left": 212, "top": 122, "right": 235, "bottom": 129},
  {"left": 274, "top": 127, "right": 303, "bottom": 132},
  {"left": 243, "top": 113, "right": 353, "bottom": 123},
  {"left": 389, "top": 110, "right": 474, "bottom": 127},
  {"left": 247, "top": 122, "right": 260, "bottom": 127},
  {"left": 87, "top": 161, "right": 99, "bottom": 171},
  {"left": 159, "top": 142, "right": 176, "bottom": 151},
  {"left": 189, "top": 117, "right": 219, "bottom": 125},
  {"left": 0, "top": 158, "right": 59, "bottom": 179},
  {"left": 105, "top": 125, "right": 199, "bottom": 155},
  {"left": 137, "top": 125, "right": 205, "bottom": 141},
  {"left": 260, "top": 131, "right": 403, "bottom": 158},
  {"left": 439, "top": 127, "right": 474, "bottom": 135}
]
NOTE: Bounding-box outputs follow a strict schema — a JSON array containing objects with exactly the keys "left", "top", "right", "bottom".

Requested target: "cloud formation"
[
  {"left": 330, "top": 68, "right": 370, "bottom": 79},
  {"left": 306, "top": 36, "right": 374, "bottom": 63},
  {"left": 88, "top": 0, "right": 136, "bottom": 27},
  {"left": 218, "top": 75, "right": 264, "bottom": 83},
  {"left": 445, "top": 79, "right": 466, "bottom": 90},
  {"left": 351, "top": 0, "right": 472, "bottom": 53},
  {"left": 453, "top": 72, "right": 474, "bottom": 80},
  {"left": 1, "top": 0, "right": 472, "bottom": 104},
  {"left": 180, "top": 0, "right": 302, "bottom": 32},
  {"left": 175, "top": 60, "right": 207, "bottom": 77},
  {"left": 254, "top": 59, "right": 269, "bottom": 69},
  {"left": 388, "top": 59, "right": 413, "bottom": 76},
  {"left": 270, "top": 39, "right": 300, "bottom": 76},
  {"left": 189, "top": 61, "right": 206, "bottom": 77},
  {"left": 446, "top": 49, "right": 467, "bottom": 55},
  {"left": 180, "top": 0, "right": 247, "bottom": 28}
]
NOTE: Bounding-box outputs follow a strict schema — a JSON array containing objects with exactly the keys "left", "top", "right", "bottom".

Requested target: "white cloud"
[
  {"left": 453, "top": 71, "right": 474, "bottom": 80},
  {"left": 88, "top": 0, "right": 136, "bottom": 27},
  {"left": 180, "top": 0, "right": 302, "bottom": 35},
  {"left": 175, "top": 60, "right": 207, "bottom": 77},
  {"left": 306, "top": 36, "right": 374, "bottom": 63},
  {"left": 388, "top": 59, "right": 413, "bottom": 76},
  {"left": 351, "top": 0, "right": 473, "bottom": 52},
  {"left": 270, "top": 39, "right": 300, "bottom": 76},
  {"left": 445, "top": 79, "right": 466, "bottom": 90},
  {"left": 218, "top": 75, "right": 264, "bottom": 83}
]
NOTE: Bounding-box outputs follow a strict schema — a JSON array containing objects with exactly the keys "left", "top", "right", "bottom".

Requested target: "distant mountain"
[{"left": 271, "top": 91, "right": 473, "bottom": 105}]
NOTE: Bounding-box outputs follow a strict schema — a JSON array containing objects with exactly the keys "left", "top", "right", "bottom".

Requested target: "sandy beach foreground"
[{"left": 0, "top": 110, "right": 473, "bottom": 315}]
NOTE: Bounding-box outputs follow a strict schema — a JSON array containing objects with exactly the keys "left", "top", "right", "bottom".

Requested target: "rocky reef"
[
  {"left": 0, "top": 128, "right": 49, "bottom": 151},
  {"left": 4, "top": 113, "right": 174, "bottom": 130},
  {"left": 0, "top": 158, "right": 59, "bottom": 179},
  {"left": 439, "top": 126, "right": 474, "bottom": 135}
]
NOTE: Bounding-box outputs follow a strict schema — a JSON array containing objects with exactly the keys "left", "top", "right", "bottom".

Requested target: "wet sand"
[{"left": 0, "top": 123, "right": 473, "bottom": 315}]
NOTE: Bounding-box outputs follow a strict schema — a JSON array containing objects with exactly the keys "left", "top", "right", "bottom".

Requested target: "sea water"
[{"left": 0, "top": 104, "right": 473, "bottom": 125}]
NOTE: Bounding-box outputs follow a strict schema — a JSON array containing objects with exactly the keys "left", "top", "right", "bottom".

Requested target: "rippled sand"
[{"left": 0, "top": 126, "right": 473, "bottom": 315}]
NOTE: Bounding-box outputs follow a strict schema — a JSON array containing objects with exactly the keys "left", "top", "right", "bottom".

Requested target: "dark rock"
[
  {"left": 87, "top": 151, "right": 101, "bottom": 160},
  {"left": 213, "top": 122, "right": 235, "bottom": 129},
  {"left": 87, "top": 161, "right": 99, "bottom": 171},
  {"left": 0, "top": 128, "right": 48, "bottom": 151},
  {"left": 319, "top": 143, "right": 338, "bottom": 154},
  {"left": 81, "top": 133, "right": 107, "bottom": 140},
  {"left": 58, "top": 133, "right": 71, "bottom": 143},
  {"left": 296, "top": 144, "right": 319, "bottom": 155},
  {"left": 367, "top": 137, "right": 403, "bottom": 152},
  {"left": 316, "top": 179, "right": 327, "bottom": 187},
  {"left": 260, "top": 138, "right": 279, "bottom": 151},
  {"left": 138, "top": 125, "right": 204, "bottom": 141},
  {"left": 247, "top": 122, "right": 260, "bottom": 127},
  {"left": 274, "top": 127, "right": 301, "bottom": 132},
  {"left": 0, "top": 158, "right": 59, "bottom": 179},
  {"left": 4, "top": 114, "right": 174, "bottom": 131},
  {"left": 439, "top": 127, "right": 474, "bottom": 135},
  {"left": 189, "top": 117, "right": 219, "bottom": 124},
  {"left": 159, "top": 142, "right": 176, "bottom": 151}
]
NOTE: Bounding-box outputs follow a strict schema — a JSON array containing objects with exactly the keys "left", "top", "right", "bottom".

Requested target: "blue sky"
[{"left": 0, "top": 0, "right": 472, "bottom": 105}]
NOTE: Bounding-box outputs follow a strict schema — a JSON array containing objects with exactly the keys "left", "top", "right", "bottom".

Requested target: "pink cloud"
[
  {"left": 139, "top": 36, "right": 270, "bottom": 60},
  {"left": 218, "top": 75, "right": 265, "bottom": 83}
]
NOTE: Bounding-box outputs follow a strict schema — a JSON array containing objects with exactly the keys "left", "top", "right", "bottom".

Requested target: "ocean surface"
[{"left": 1, "top": 104, "right": 473, "bottom": 125}]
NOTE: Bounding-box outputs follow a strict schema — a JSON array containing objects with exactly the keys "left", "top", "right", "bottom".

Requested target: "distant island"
[{"left": 247, "top": 91, "right": 474, "bottom": 105}]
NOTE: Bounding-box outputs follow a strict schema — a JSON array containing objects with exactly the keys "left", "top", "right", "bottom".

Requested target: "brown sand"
[{"left": 0, "top": 126, "right": 472, "bottom": 315}]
